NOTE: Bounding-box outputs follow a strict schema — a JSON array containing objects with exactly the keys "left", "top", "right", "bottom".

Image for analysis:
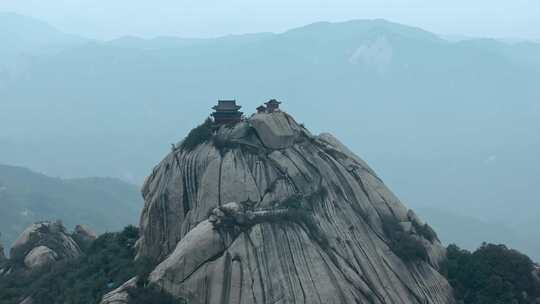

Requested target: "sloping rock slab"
[
  {"left": 250, "top": 112, "right": 301, "bottom": 149},
  {"left": 24, "top": 246, "right": 58, "bottom": 269}
]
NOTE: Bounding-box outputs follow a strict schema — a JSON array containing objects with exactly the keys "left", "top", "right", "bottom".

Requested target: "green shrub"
[
  {"left": 444, "top": 243, "right": 540, "bottom": 304},
  {"left": 127, "top": 285, "right": 186, "bottom": 304},
  {"left": 134, "top": 256, "right": 158, "bottom": 287},
  {"left": 181, "top": 118, "right": 214, "bottom": 151},
  {"left": 380, "top": 215, "right": 428, "bottom": 262},
  {"left": 412, "top": 221, "right": 438, "bottom": 243},
  {"left": 212, "top": 135, "right": 230, "bottom": 151},
  {"left": 0, "top": 225, "right": 189, "bottom": 304},
  {"left": 392, "top": 233, "right": 429, "bottom": 261},
  {"left": 0, "top": 226, "right": 140, "bottom": 304}
]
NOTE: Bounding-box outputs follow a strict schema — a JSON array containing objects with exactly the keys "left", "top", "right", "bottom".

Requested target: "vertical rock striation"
[{"left": 131, "top": 110, "right": 454, "bottom": 304}]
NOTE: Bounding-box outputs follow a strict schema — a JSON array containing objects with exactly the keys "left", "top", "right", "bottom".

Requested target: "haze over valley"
[
  {"left": 0, "top": 12, "right": 539, "bottom": 262},
  {"left": 1, "top": 3, "right": 540, "bottom": 302}
]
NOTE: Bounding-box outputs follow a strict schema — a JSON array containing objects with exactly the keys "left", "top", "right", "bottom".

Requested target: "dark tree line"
[
  {"left": 0, "top": 226, "right": 184, "bottom": 304},
  {"left": 443, "top": 243, "right": 540, "bottom": 304},
  {"left": 2, "top": 223, "right": 539, "bottom": 304}
]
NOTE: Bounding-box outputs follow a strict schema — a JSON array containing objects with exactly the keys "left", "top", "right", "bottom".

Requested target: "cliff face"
[{"left": 134, "top": 111, "right": 454, "bottom": 304}]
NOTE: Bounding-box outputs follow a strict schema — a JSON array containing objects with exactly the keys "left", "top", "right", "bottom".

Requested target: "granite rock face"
[
  {"left": 23, "top": 245, "right": 59, "bottom": 269},
  {"left": 132, "top": 111, "right": 455, "bottom": 304},
  {"left": 101, "top": 278, "right": 137, "bottom": 304},
  {"left": 73, "top": 224, "right": 98, "bottom": 249},
  {"left": 10, "top": 221, "right": 82, "bottom": 270},
  {"left": 250, "top": 112, "right": 304, "bottom": 149}
]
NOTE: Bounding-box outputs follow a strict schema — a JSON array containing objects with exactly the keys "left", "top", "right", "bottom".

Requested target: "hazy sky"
[{"left": 1, "top": 0, "right": 539, "bottom": 40}]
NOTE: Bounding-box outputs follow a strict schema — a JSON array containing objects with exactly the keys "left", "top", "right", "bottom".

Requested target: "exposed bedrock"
[
  {"left": 133, "top": 111, "right": 454, "bottom": 304},
  {"left": 101, "top": 278, "right": 137, "bottom": 304},
  {"left": 9, "top": 221, "right": 82, "bottom": 270},
  {"left": 73, "top": 224, "right": 98, "bottom": 250}
]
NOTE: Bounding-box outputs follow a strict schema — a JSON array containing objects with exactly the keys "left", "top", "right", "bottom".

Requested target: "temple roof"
[
  {"left": 213, "top": 100, "right": 242, "bottom": 111},
  {"left": 265, "top": 99, "right": 282, "bottom": 106}
]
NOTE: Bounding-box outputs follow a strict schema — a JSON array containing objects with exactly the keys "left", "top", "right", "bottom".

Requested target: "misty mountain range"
[
  {"left": 0, "top": 12, "right": 539, "bottom": 259},
  {"left": 0, "top": 164, "right": 142, "bottom": 252}
]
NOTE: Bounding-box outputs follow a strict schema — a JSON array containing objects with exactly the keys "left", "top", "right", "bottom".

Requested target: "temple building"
[
  {"left": 211, "top": 100, "right": 243, "bottom": 124},
  {"left": 256, "top": 105, "right": 267, "bottom": 114},
  {"left": 265, "top": 99, "right": 282, "bottom": 112}
]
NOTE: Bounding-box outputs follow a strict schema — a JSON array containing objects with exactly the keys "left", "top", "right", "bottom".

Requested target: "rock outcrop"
[
  {"left": 23, "top": 245, "right": 59, "bottom": 269},
  {"left": 126, "top": 110, "right": 454, "bottom": 304},
  {"left": 101, "top": 278, "right": 137, "bottom": 304},
  {"left": 250, "top": 112, "right": 303, "bottom": 149},
  {"left": 19, "top": 297, "right": 33, "bottom": 304},
  {"left": 0, "top": 240, "right": 5, "bottom": 263},
  {"left": 10, "top": 221, "right": 82, "bottom": 270},
  {"left": 73, "top": 224, "right": 98, "bottom": 249}
]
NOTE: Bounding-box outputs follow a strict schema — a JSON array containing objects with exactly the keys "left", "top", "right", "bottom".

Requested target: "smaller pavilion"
[
  {"left": 211, "top": 100, "right": 243, "bottom": 124},
  {"left": 256, "top": 105, "right": 267, "bottom": 114}
]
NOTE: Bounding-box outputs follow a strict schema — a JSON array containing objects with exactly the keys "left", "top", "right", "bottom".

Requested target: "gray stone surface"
[
  {"left": 19, "top": 297, "right": 33, "bottom": 304},
  {"left": 101, "top": 277, "right": 137, "bottom": 304},
  {"left": 250, "top": 112, "right": 302, "bottom": 149},
  {"left": 23, "top": 246, "right": 58, "bottom": 269},
  {"left": 74, "top": 225, "right": 97, "bottom": 242},
  {"left": 131, "top": 110, "right": 455, "bottom": 304},
  {"left": 73, "top": 224, "right": 98, "bottom": 249},
  {"left": 10, "top": 221, "right": 82, "bottom": 269},
  {"left": 150, "top": 220, "right": 227, "bottom": 295}
]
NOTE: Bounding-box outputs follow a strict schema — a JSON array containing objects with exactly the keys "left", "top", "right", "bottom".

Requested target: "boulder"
[
  {"left": 23, "top": 246, "right": 58, "bottom": 269},
  {"left": 250, "top": 111, "right": 302, "bottom": 149},
  {"left": 101, "top": 277, "right": 137, "bottom": 304},
  {"left": 150, "top": 220, "right": 226, "bottom": 288},
  {"left": 10, "top": 221, "right": 82, "bottom": 269},
  {"left": 73, "top": 225, "right": 98, "bottom": 249},
  {"left": 130, "top": 109, "right": 455, "bottom": 304}
]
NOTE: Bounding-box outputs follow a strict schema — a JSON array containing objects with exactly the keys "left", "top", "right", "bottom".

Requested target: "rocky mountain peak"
[{"left": 115, "top": 102, "right": 454, "bottom": 303}]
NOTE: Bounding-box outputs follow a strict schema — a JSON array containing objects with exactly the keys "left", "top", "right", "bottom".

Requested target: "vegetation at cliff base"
[
  {"left": 0, "top": 226, "right": 183, "bottom": 304},
  {"left": 444, "top": 243, "right": 540, "bottom": 304},
  {"left": 0, "top": 226, "right": 139, "bottom": 304},
  {"left": 127, "top": 286, "right": 185, "bottom": 304}
]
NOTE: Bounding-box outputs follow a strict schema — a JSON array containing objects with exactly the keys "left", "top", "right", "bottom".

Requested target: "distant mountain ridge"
[
  {"left": 0, "top": 12, "right": 88, "bottom": 88},
  {"left": 0, "top": 12, "right": 86, "bottom": 51},
  {"left": 0, "top": 164, "right": 142, "bottom": 251},
  {"left": 0, "top": 14, "right": 539, "bottom": 260}
]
